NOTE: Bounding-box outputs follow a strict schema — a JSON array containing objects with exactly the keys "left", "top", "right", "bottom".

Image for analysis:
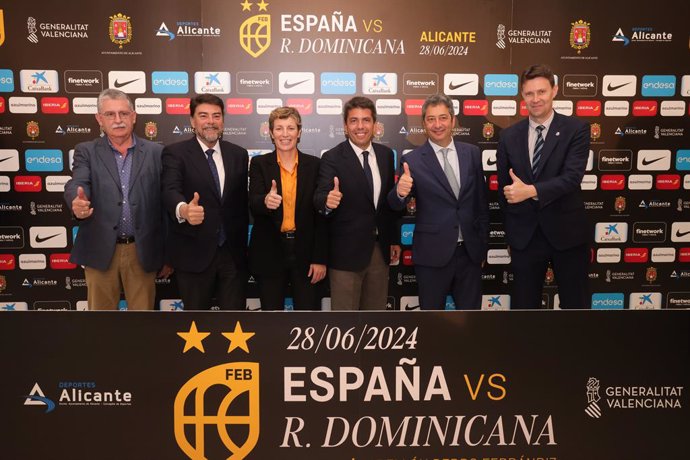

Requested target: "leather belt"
[{"left": 116, "top": 235, "right": 135, "bottom": 244}]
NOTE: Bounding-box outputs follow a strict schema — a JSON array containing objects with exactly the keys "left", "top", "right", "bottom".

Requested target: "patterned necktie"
[
  {"left": 205, "top": 149, "right": 226, "bottom": 246},
  {"left": 440, "top": 148, "right": 460, "bottom": 198},
  {"left": 532, "top": 125, "right": 545, "bottom": 175},
  {"left": 362, "top": 150, "right": 374, "bottom": 202}
]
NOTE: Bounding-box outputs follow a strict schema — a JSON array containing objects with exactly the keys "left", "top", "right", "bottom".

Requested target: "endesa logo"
[
  {"left": 632, "top": 100, "right": 657, "bottom": 116},
  {"left": 483, "top": 74, "right": 518, "bottom": 96},
  {"left": 166, "top": 98, "right": 191, "bottom": 115},
  {"left": 225, "top": 98, "right": 252, "bottom": 115},
  {"left": 656, "top": 174, "right": 681, "bottom": 190},
  {"left": 624, "top": 248, "right": 649, "bottom": 263},
  {"left": 25, "top": 150, "right": 63, "bottom": 172},
  {"left": 676, "top": 150, "right": 690, "bottom": 171},
  {"left": 320, "top": 72, "right": 356, "bottom": 95},
  {"left": 49, "top": 253, "right": 76, "bottom": 269},
  {"left": 40, "top": 97, "right": 69, "bottom": 114},
  {"left": 286, "top": 98, "right": 313, "bottom": 115},
  {"left": 151, "top": 71, "right": 189, "bottom": 94},
  {"left": 591, "top": 293, "right": 625, "bottom": 310},
  {"left": 640, "top": 75, "right": 676, "bottom": 97},
  {"left": 401, "top": 223, "right": 415, "bottom": 246},
  {"left": 463, "top": 100, "right": 489, "bottom": 116},
  {"left": 0, "top": 254, "right": 16, "bottom": 270},
  {"left": 0, "top": 69, "right": 15, "bottom": 92},
  {"left": 14, "top": 175, "right": 42, "bottom": 192},
  {"left": 575, "top": 100, "right": 601, "bottom": 116},
  {"left": 404, "top": 99, "right": 424, "bottom": 116},
  {"left": 600, "top": 175, "right": 625, "bottom": 190}
]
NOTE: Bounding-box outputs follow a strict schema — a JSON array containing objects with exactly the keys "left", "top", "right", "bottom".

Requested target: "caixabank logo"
[{"left": 174, "top": 320, "right": 259, "bottom": 459}]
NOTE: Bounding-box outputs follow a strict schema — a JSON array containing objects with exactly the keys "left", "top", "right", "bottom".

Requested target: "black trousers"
[
  {"left": 175, "top": 244, "right": 247, "bottom": 310},
  {"left": 256, "top": 238, "right": 320, "bottom": 311}
]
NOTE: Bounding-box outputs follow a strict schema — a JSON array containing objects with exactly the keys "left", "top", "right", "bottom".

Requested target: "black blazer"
[
  {"left": 314, "top": 140, "right": 399, "bottom": 271},
  {"left": 248, "top": 151, "right": 328, "bottom": 275},
  {"left": 497, "top": 111, "right": 590, "bottom": 251},
  {"left": 161, "top": 137, "right": 248, "bottom": 272}
]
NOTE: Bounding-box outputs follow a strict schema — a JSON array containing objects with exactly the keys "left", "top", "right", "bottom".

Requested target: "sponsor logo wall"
[{"left": 0, "top": 0, "right": 689, "bottom": 310}]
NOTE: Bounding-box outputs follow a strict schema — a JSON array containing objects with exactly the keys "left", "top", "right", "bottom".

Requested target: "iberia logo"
[
  {"left": 174, "top": 321, "right": 259, "bottom": 459},
  {"left": 239, "top": 0, "right": 271, "bottom": 58}
]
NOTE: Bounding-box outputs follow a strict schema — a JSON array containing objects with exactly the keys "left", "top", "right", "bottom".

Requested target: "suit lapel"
[
  {"left": 343, "top": 142, "right": 373, "bottom": 207},
  {"left": 129, "top": 137, "right": 144, "bottom": 191},
  {"left": 421, "top": 141, "right": 455, "bottom": 199},
  {"left": 454, "top": 141, "right": 468, "bottom": 198},
  {"left": 96, "top": 138, "right": 122, "bottom": 196},
  {"left": 514, "top": 120, "right": 533, "bottom": 181},
  {"left": 268, "top": 151, "right": 284, "bottom": 226},
  {"left": 373, "top": 145, "right": 389, "bottom": 209}
]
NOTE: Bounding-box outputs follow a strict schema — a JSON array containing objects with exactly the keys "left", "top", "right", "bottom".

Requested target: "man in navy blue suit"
[
  {"left": 497, "top": 64, "right": 591, "bottom": 309},
  {"left": 388, "top": 94, "right": 488, "bottom": 310}
]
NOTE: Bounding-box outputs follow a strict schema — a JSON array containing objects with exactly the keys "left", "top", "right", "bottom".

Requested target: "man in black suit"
[
  {"left": 314, "top": 96, "right": 400, "bottom": 310},
  {"left": 162, "top": 94, "right": 249, "bottom": 309},
  {"left": 248, "top": 107, "right": 328, "bottom": 310},
  {"left": 497, "top": 64, "right": 591, "bottom": 309}
]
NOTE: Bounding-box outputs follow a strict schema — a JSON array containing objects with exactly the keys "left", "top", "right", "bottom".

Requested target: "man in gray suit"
[{"left": 64, "top": 89, "right": 170, "bottom": 310}]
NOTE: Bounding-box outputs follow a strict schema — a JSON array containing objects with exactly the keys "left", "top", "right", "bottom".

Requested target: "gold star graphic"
[
  {"left": 177, "top": 321, "right": 210, "bottom": 353},
  {"left": 222, "top": 321, "right": 255, "bottom": 353},
  {"left": 241, "top": 0, "right": 253, "bottom": 11},
  {"left": 257, "top": 0, "right": 269, "bottom": 11}
]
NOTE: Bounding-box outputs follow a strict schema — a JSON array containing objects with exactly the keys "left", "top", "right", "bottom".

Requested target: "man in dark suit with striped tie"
[{"left": 497, "top": 64, "right": 591, "bottom": 309}]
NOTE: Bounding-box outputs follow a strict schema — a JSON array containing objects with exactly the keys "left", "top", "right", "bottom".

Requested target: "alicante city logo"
[
  {"left": 174, "top": 320, "right": 260, "bottom": 459},
  {"left": 239, "top": 0, "right": 271, "bottom": 58}
]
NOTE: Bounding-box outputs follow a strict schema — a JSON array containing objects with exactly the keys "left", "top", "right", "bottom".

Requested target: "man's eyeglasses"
[{"left": 100, "top": 111, "right": 133, "bottom": 120}]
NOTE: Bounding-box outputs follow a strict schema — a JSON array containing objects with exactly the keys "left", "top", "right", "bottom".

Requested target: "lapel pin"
[{"left": 555, "top": 131, "right": 560, "bottom": 136}]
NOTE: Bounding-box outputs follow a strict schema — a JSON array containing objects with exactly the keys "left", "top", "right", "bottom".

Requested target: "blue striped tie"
[{"left": 532, "top": 125, "right": 545, "bottom": 175}]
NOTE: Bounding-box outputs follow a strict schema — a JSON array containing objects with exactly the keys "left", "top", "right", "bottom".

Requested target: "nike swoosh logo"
[
  {"left": 283, "top": 79, "right": 309, "bottom": 89},
  {"left": 487, "top": 158, "right": 497, "bottom": 166},
  {"left": 448, "top": 80, "right": 472, "bottom": 90},
  {"left": 0, "top": 156, "right": 13, "bottom": 163},
  {"left": 607, "top": 81, "right": 631, "bottom": 92},
  {"left": 403, "top": 304, "right": 420, "bottom": 311},
  {"left": 113, "top": 78, "right": 140, "bottom": 88},
  {"left": 35, "top": 233, "right": 60, "bottom": 243},
  {"left": 676, "top": 230, "right": 690, "bottom": 238},
  {"left": 641, "top": 156, "right": 665, "bottom": 166}
]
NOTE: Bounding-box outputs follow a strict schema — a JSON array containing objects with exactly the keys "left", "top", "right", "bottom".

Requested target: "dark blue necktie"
[
  {"left": 205, "top": 148, "right": 226, "bottom": 247},
  {"left": 362, "top": 150, "right": 374, "bottom": 202},
  {"left": 532, "top": 125, "right": 545, "bottom": 175}
]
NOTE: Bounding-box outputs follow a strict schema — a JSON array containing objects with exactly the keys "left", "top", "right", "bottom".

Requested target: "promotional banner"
[
  {"left": 0, "top": 0, "right": 689, "bottom": 310},
  {"left": 3, "top": 311, "right": 689, "bottom": 459}
]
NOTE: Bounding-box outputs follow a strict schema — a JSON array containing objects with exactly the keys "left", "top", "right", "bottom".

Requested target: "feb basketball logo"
[
  {"left": 239, "top": 0, "right": 271, "bottom": 58},
  {"left": 174, "top": 321, "right": 260, "bottom": 459}
]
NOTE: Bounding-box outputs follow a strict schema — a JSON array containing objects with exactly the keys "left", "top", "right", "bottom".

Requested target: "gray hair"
[{"left": 97, "top": 88, "right": 134, "bottom": 113}]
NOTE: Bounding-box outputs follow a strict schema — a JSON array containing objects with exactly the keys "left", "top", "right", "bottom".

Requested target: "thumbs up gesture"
[
  {"left": 183, "top": 192, "right": 205, "bottom": 225},
  {"left": 71, "top": 186, "right": 94, "bottom": 219},
  {"left": 396, "top": 162, "right": 414, "bottom": 198},
  {"left": 326, "top": 176, "right": 342, "bottom": 210},
  {"left": 265, "top": 179, "right": 283, "bottom": 210},
  {"left": 503, "top": 168, "right": 536, "bottom": 204}
]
